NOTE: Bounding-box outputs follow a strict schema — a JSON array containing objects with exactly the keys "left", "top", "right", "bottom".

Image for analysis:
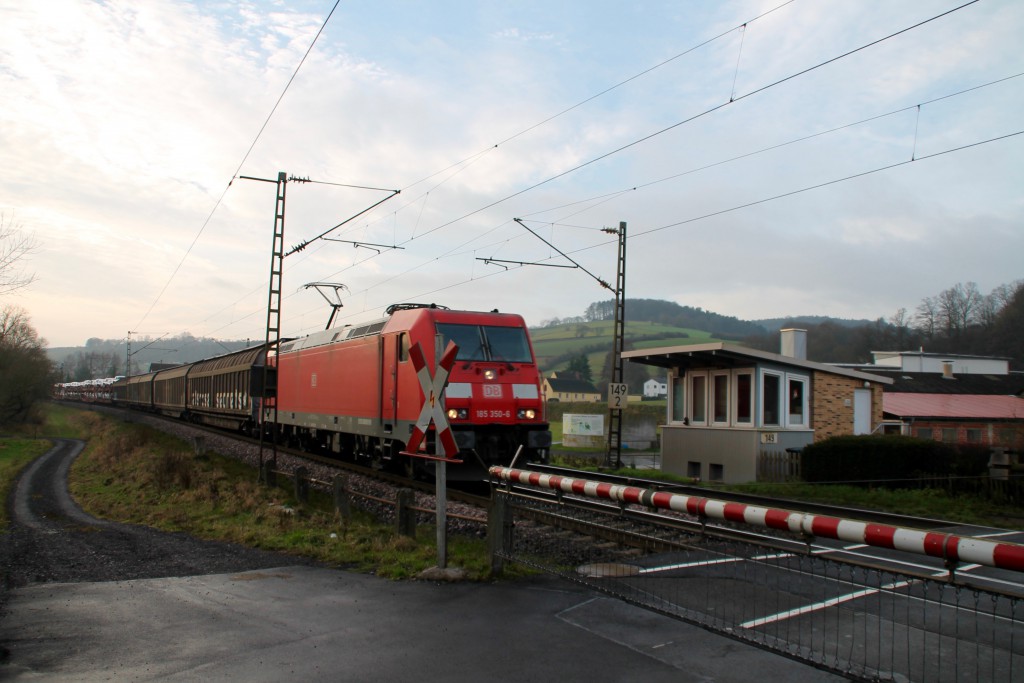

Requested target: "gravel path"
[
  {"left": 1, "top": 409, "right": 486, "bottom": 600},
  {"left": 1, "top": 438, "right": 313, "bottom": 598}
]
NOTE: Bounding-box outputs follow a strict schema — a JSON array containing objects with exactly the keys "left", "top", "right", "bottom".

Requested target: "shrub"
[{"left": 801, "top": 435, "right": 957, "bottom": 485}]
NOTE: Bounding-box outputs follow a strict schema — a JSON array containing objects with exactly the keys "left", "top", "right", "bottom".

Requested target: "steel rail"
[{"left": 491, "top": 466, "right": 1024, "bottom": 575}]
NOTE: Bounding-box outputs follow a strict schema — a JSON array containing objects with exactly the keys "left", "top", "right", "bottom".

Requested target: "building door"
[{"left": 853, "top": 389, "right": 871, "bottom": 435}]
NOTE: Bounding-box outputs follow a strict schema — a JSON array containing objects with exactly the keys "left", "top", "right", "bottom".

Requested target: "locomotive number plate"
[{"left": 476, "top": 409, "right": 511, "bottom": 419}]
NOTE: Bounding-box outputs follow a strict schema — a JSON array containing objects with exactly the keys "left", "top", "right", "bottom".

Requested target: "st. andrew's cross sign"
[{"left": 403, "top": 339, "right": 461, "bottom": 461}]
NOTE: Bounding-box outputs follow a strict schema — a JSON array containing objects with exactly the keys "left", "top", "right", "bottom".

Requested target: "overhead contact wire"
[{"left": 133, "top": 0, "right": 342, "bottom": 332}]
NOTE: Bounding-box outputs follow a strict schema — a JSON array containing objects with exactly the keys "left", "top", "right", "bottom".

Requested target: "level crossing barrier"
[{"left": 489, "top": 466, "right": 1024, "bottom": 682}]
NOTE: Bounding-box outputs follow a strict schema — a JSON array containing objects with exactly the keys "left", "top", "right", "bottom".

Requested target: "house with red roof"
[{"left": 837, "top": 350, "right": 1024, "bottom": 451}]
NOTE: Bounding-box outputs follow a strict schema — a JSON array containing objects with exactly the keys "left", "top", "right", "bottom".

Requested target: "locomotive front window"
[
  {"left": 436, "top": 324, "right": 486, "bottom": 360},
  {"left": 435, "top": 323, "right": 532, "bottom": 363},
  {"left": 482, "top": 326, "right": 532, "bottom": 363}
]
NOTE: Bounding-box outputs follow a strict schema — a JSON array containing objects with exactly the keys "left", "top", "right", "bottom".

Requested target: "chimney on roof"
[
  {"left": 941, "top": 360, "right": 955, "bottom": 379},
  {"left": 780, "top": 328, "right": 807, "bottom": 361}
]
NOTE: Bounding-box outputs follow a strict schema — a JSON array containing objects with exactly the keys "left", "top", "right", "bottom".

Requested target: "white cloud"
[{"left": 1, "top": 0, "right": 1021, "bottom": 349}]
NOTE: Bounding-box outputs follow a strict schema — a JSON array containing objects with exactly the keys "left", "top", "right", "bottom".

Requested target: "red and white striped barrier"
[{"left": 488, "top": 466, "right": 1024, "bottom": 574}]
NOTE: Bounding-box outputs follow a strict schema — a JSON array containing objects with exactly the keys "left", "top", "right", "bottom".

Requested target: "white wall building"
[{"left": 643, "top": 378, "right": 668, "bottom": 398}]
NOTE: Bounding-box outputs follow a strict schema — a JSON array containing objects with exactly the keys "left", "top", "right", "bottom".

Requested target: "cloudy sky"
[{"left": 2, "top": 0, "right": 1021, "bottom": 348}]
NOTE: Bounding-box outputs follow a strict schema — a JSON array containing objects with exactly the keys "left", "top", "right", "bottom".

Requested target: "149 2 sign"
[{"left": 608, "top": 382, "right": 628, "bottom": 410}]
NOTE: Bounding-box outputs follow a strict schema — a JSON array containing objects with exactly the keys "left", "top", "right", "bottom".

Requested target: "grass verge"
[
  {"left": 32, "top": 404, "right": 525, "bottom": 580},
  {"left": 0, "top": 439, "right": 50, "bottom": 529}
]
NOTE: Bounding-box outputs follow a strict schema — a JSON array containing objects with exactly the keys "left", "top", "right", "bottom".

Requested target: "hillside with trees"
[
  {"left": 742, "top": 280, "right": 1024, "bottom": 367},
  {"left": 49, "top": 334, "right": 255, "bottom": 382},
  {"left": 535, "top": 280, "right": 1024, "bottom": 396}
]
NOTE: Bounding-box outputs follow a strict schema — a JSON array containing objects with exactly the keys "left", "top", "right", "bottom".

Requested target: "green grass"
[
  {"left": 530, "top": 320, "right": 719, "bottom": 374},
  {"left": 27, "top": 404, "right": 532, "bottom": 580},
  {"left": 0, "top": 439, "right": 51, "bottom": 529},
  {"left": 714, "top": 481, "right": 1024, "bottom": 529},
  {"left": 1, "top": 403, "right": 87, "bottom": 530}
]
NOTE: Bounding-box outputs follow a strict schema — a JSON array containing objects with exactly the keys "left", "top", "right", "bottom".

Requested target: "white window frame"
[
  {"left": 689, "top": 371, "right": 709, "bottom": 426},
  {"left": 786, "top": 373, "right": 809, "bottom": 428},
  {"left": 669, "top": 371, "right": 686, "bottom": 424},
  {"left": 760, "top": 369, "right": 784, "bottom": 428},
  {"left": 710, "top": 370, "right": 731, "bottom": 426},
  {"left": 733, "top": 370, "right": 755, "bottom": 427}
]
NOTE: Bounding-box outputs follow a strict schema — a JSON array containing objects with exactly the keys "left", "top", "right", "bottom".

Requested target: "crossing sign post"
[{"left": 402, "top": 338, "right": 459, "bottom": 569}]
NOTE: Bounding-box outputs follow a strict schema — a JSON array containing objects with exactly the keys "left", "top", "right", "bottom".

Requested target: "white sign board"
[{"left": 564, "top": 414, "right": 604, "bottom": 435}]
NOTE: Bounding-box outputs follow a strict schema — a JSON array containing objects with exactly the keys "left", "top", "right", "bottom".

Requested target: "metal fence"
[{"left": 491, "top": 490, "right": 1023, "bottom": 682}]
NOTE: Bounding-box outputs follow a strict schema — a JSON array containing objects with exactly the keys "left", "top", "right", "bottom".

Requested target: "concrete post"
[
  {"left": 488, "top": 492, "right": 514, "bottom": 574},
  {"left": 294, "top": 466, "right": 309, "bottom": 504},
  {"left": 396, "top": 488, "right": 416, "bottom": 538},
  {"left": 332, "top": 474, "right": 350, "bottom": 521}
]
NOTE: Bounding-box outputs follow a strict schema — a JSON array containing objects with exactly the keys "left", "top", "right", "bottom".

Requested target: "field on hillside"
[{"left": 530, "top": 320, "right": 718, "bottom": 374}]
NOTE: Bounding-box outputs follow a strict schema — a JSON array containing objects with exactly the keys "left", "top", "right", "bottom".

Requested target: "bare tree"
[
  {"left": 0, "top": 305, "right": 41, "bottom": 348},
  {"left": 0, "top": 304, "right": 53, "bottom": 424},
  {"left": 914, "top": 296, "right": 939, "bottom": 339},
  {"left": 0, "top": 213, "right": 39, "bottom": 295},
  {"left": 980, "top": 280, "right": 1024, "bottom": 326},
  {"left": 936, "top": 282, "right": 983, "bottom": 338},
  {"left": 888, "top": 307, "right": 912, "bottom": 349}
]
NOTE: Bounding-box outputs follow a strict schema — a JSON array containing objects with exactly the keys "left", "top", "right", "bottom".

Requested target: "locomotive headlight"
[
  {"left": 447, "top": 408, "right": 468, "bottom": 420},
  {"left": 483, "top": 369, "right": 497, "bottom": 380},
  {"left": 517, "top": 408, "right": 537, "bottom": 420}
]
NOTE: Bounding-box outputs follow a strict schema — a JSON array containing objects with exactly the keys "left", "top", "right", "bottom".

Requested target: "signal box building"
[{"left": 622, "top": 329, "right": 892, "bottom": 484}]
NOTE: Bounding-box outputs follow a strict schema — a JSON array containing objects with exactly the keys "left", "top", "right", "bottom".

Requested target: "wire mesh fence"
[{"left": 493, "top": 490, "right": 1023, "bottom": 682}]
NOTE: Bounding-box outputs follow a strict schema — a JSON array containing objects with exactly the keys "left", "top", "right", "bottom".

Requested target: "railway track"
[
  {"left": 495, "top": 464, "right": 1024, "bottom": 594},
  {"left": 63, "top": 401, "right": 1024, "bottom": 591}
]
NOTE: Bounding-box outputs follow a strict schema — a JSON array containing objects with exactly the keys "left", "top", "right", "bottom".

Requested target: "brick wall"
[
  {"left": 811, "top": 372, "right": 884, "bottom": 442},
  {"left": 909, "top": 421, "right": 1024, "bottom": 449}
]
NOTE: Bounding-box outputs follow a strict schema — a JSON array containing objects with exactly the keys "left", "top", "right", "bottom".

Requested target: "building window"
[
  {"left": 709, "top": 463, "right": 724, "bottom": 481},
  {"left": 671, "top": 374, "right": 686, "bottom": 423},
  {"left": 787, "top": 375, "right": 808, "bottom": 427},
  {"left": 687, "top": 461, "right": 701, "bottom": 479},
  {"left": 762, "top": 372, "right": 781, "bottom": 427},
  {"left": 965, "top": 428, "right": 982, "bottom": 444},
  {"left": 691, "top": 373, "right": 707, "bottom": 425},
  {"left": 735, "top": 372, "right": 753, "bottom": 425},
  {"left": 915, "top": 428, "right": 933, "bottom": 440},
  {"left": 712, "top": 372, "right": 730, "bottom": 424},
  {"left": 941, "top": 428, "right": 957, "bottom": 443}
]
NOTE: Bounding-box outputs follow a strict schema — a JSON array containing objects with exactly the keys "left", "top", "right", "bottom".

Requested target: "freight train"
[{"left": 58, "top": 304, "right": 551, "bottom": 478}]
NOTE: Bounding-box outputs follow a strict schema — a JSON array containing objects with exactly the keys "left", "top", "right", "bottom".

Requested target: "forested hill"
[{"left": 542, "top": 298, "right": 767, "bottom": 340}]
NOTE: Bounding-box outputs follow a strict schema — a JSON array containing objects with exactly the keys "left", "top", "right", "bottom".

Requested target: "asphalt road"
[{"left": 0, "top": 439, "right": 843, "bottom": 682}]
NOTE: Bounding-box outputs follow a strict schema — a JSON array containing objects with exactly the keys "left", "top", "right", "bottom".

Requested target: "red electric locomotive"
[{"left": 267, "top": 304, "right": 551, "bottom": 477}]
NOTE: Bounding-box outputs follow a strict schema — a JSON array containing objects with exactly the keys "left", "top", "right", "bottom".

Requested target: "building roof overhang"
[{"left": 622, "top": 342, "right": 894, "bottom": 385}]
